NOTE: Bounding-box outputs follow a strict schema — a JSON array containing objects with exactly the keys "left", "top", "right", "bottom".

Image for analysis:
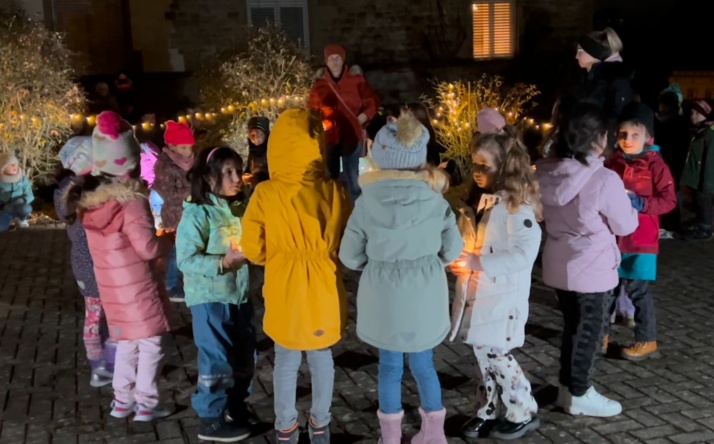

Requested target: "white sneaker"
[
  {"left": 556, "top": 385, "right": 571, "bottom": 409},
  {"left": 568, "top": 386, "right": 622, "bottom": 417},
  {"left": 110, "top": 399, "right": 136, "bottom": 418},
  {"left": 133, "top": 404, "right": 173, "bottom": 422},
  {"left": 17, "top": 220, "right": 29, "bottom": 228}
]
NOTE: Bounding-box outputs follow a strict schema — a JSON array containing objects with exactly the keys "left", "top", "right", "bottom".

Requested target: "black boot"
[
  {"left": 461, "top": 416, "right": 498, "bottom": 439},
  {"left": 198, "top": 416, "right": 252, "bottom": 442},
  {"left": 490, "top": 416, "right": 540, "bottom": 440}
]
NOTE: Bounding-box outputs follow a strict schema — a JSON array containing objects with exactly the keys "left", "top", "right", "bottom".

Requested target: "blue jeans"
[
  {"left": 326, "top": 143, "right": 362, "bottom": 204},
  {"left": 166, "top": 245, "right": 183, "bottom": 298},
  {"left": 0, "top": 203, "right": 32, "bottom": 232},
  {"left": 378, "top": 348, "right": 443, "bottom": 414},
  {"left": 190, "top": 302, "right": 256, "bottom": 419}
]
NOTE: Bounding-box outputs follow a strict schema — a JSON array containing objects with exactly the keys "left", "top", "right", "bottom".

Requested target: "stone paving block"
[{"left": 669, "top": 430, "right": 714, "bottom": 444}]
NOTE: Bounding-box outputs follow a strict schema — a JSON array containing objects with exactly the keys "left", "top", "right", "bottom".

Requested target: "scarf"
[{"left": 163, "top": 148, "right": 194, "bottom": 171}]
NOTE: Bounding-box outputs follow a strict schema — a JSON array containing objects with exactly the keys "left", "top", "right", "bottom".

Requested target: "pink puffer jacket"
[{"left": 79, "top": 178, "right": 171, "bottom": 341}]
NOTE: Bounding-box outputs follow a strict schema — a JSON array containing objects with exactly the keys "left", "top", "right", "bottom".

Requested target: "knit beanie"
[
  {"left": 477, "top": 107, "right": 507, "bottom": 135},
  {"left": 0, "top": 152, "right": 21, "bottom": 184},
  {"left": 59, "top": 136, "right": 93, "bottom": 175},
  {"left": 248, "top": 116, "right": 271, "bottom": 137},
  {"left": 324, "top": 44, "right": 346, "bottom": 61},
  {"left": 164, "top": 120, "right": 196, "bottom": 146},
  {"left": 692, "top": 100, "right": 713, "bottom": 121},
  {"left": 578, "top": 33, "right": 612, "bottom": 61},
  {"left": 371, "top": 114, "right": 429, "bottom": 170},
  {"left": 91, "top": 111, "right": 141, "bottom": 177},
  {"left": 618, "top": 102, "right": 655, "bottom": 138}
]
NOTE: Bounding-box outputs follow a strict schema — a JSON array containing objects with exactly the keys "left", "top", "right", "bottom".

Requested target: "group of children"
[{"left": 1, "top": 72, "right": 694, "bottom": 443}]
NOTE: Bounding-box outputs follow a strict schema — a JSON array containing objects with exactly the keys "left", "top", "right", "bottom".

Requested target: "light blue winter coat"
[
  {"left": 0, "top": 176, "right": 34, "bottom": 210},
  {"left": 176, "top": 194, "right": 249, "bottom": 307},
  {"left": 339, "top": 167, "right": 464, "bottom": 353}
]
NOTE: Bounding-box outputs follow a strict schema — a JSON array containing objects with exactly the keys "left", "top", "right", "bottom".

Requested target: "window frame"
[
  {"left": 471, "top": 0, "right": 516, "bottom": 61},
  {"left": 246, "top": 0, "right": 310, "bottom": 49}
]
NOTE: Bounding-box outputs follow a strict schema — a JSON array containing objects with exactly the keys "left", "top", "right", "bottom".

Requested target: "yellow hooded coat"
[{"left": 241, "top": 109, "right": 350, "bottom": 350}]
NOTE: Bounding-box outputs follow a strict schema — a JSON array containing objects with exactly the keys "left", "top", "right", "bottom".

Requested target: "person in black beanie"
[{"left": 244, "top": 116, "right": 271, "bottom": 187}]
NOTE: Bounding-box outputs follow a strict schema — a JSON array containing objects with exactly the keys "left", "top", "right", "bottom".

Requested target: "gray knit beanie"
[{"left": 371, "top": 114, "right": 429, "bottom": 170}]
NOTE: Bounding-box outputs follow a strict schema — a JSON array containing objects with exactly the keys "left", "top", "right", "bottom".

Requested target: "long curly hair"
[{"left": 471, "top": 130, "right": 543, "bottom": 221}]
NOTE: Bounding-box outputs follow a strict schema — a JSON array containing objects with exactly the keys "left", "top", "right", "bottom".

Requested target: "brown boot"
[
  {"left": 621, "top": 341, "right": 658, "bottom": 361},
  {"left": 601, "top": 335, "right": 609, "bottom": 355}
]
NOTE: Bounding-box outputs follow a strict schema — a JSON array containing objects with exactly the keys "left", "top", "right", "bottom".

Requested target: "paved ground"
[{"left": 3, "top": 227, "right": 714, "bottom": 443}]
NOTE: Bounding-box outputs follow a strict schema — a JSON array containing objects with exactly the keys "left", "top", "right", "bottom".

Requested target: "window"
[
  {"left": 247, "top": 0, "right": 310, "bottom": 49},
  {"left": 472, "top": 1, "right": 514, "bottom": 60}
]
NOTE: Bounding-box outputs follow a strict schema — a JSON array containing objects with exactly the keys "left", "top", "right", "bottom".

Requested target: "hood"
[
  {"left": 611, "top": 145, "right": 661, "bottom": 164},
  {"left": 359, "top": 168, "right": 449, "bottom": 227},
  {"left": 267, "top": 109, "right": 324, "bottom": 181},
  {"left": 536, "top": 156, "right": 603, "bottom": 206},
  {"left": 78, "top": 178, "right": 146, "bottom": 231},
  {"left": 316, "top": 64, "right": 363, "bottom": 80}
]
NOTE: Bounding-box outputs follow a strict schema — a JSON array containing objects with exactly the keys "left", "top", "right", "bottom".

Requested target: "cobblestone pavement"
[{"left": 3, "top": 228, "right": 714, "bottom": 443}]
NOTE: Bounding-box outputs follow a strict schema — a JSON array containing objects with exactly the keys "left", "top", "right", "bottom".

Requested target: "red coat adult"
[
  {"left": 308, "top": 65, "right": 379, "bottom": 154},
  {"left": 606, "top": 147, "right": 677, "bottom": 255},
  {"left": 79, "top": 178, "right": 171, "bottom": 341}
]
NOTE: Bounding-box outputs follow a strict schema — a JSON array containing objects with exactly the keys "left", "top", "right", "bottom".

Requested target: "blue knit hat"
[{"left": 371, "top": 114, "right": 429, "bottom": 170}]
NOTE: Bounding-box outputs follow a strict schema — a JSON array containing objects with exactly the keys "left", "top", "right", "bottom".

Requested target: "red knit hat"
[
  {"left": 164, "top": 121, "right": 195, "bottom": 145},
  {"left": 324, "top": 44, "right": 346, "bottom": 61}
]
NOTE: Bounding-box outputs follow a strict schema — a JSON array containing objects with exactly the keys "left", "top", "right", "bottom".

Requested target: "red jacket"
[
  {"left": 607, "top": 148, "right": 677, "bottom": 255},
  {"left": 308, "top": 65, "right": 379, "bottom": 153}
]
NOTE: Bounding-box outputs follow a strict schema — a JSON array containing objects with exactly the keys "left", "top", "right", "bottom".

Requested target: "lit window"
[
  {"left": 472, "top": 1, "right": 514, "bottom": 60},
  {"left": 247, "top": 0, "right": 309, "bottom": 49}
]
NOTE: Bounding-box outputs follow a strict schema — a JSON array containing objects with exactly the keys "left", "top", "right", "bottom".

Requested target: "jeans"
[
  {"left": 556, "top": 290, "right": 614, "bottom": 397},
  {"left": 326, "top": 143, "right": 362, "bottom": 204},
  {"left": 190, "top": 302, "right": 256, "bottom": 419},
  {"left": 0, "top": 202, "right": 32, "bottom": 232},
  {"left": 378, "top": 348, "right": 443, "bottom": 414},
  {"left": 273, "top": 344, "right": 334, "bottom": 430},
  {"left": 616, "top": 280, "right": 657, "bottom": 342},
  {"left": 113, "top": 335, "right": 164, "bottom": 408},
  {"left": 166, "top": 245, "right": 183, "bottom": 298}
]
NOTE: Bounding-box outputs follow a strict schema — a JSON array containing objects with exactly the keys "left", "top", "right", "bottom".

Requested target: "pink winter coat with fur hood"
[{"left": 79, "top": 178, "right": 171, "bottom": 341}]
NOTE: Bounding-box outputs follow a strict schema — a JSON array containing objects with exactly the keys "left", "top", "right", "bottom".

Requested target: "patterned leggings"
[
  {"left": 472, "top": 346, "right": 538, "bottom": 423},
  {"left": 84, "top": 297, "right": 106, "bottom": 361}
]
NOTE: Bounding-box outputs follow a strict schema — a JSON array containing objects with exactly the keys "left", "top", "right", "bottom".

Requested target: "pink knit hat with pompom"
[
  {"left": 91, "top": 111, "right": 141, "bottom": 177},
  {"left": 477, "top": 107, "right": 507, "bottom": 135}
]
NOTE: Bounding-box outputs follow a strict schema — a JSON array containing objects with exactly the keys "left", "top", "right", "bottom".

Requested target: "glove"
[{"left": 628, "top": 193, "right": 645, "bottom": 212}]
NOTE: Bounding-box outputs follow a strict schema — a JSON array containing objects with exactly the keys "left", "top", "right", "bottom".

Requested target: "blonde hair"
[
  {"left": 470, "top": 131, "right": 543, "bottom": 221},
  {"left": 588, "top": 27, "right": 623, "bottom": 53}
]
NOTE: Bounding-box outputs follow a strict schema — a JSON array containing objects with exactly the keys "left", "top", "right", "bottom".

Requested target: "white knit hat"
[
  {"left": 0, "top": 152, "right": 21, "bottom": 184},
  {"left": 91, "top": 111, "right": 141, "bottom": 177},
  {"left": 370, "top": 114, "right": 429, "bottom": 170}
]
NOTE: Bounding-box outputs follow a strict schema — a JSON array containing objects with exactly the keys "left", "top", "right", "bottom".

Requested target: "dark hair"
[
  {"left": 64, "top": 174, "right": 113, "bottom": 225},
  {"left": 407, "top": 102, "right": 436, "bottom": 145},
  {"left": 555, "top": 102, "right": 608, "bottom": 165},
  {"left": 188, "top": 146, "right": 245, "bottom": 205}
]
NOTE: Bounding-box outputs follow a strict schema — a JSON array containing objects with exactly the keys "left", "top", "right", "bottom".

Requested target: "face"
[
  {"left": 248, "top": 128, "right": 266, "bottom": 146},
  {"left": 471, "top": 150, "right": 499, "bottom": 189},
  {"left": 3, "top": 163, "right": 19, "bottom": 176},
  {"left": 326, "top": 54, "right": 344, "bottom": 76},
  {"left": 218, "top": 160, "right": 243, "bottom": 197},
  {"left": 692, "top": 109, "right": 707, "bottom": 125},
  {"left": 96, "top": 83, "right": 109, "bottom": 96},
  {"left": 576, "top": 46, "right": 599, "bottom": 70},
  {"left": 617, "top": 122, "right": 649, "bottom": 155},
  {"left": 169, "top": 144, "right": 193, "bottom": 158}
]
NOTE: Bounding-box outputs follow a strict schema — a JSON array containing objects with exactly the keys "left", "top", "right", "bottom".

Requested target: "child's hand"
[
  {"left": 457, "top": 251, "right": 484, "bottom": 272},
  {"left": 222, "top": 245, "right": 246, "bottom": 269},
  {"left": 628, "top": 193, "right": 645, "bottom": 212}
]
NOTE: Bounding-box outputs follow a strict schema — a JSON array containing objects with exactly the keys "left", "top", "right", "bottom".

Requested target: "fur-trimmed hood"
[
  {"left": 78, "top": 178, "right": 147, "bottom": 232},
  {"left": 359, "top": 163, "right": 450, "bottom": 194},
  {"left": 316, "top": 64, "right": 363, "bottom": 80}
]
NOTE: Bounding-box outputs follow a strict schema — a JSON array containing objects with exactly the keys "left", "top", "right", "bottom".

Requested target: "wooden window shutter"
[{"left": 472, "top": 1, "right": 514, "bottom": 60}]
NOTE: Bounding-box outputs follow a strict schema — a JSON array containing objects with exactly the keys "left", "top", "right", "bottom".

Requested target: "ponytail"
[{"left": 604, "top": 27, "right": 623, "bottom": 53}]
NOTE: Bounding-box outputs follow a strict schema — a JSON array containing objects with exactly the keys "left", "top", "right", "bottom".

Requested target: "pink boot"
[
  {"left": 412, "top": 407, "right": 447, "bottom": 444},
  {"left": 377, "top": 410, "right": 403, "bottom": 444}
]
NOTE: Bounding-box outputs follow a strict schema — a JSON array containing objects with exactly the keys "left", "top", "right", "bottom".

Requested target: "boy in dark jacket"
[
  {"left": 681, "top": 100, "right": 714, "bottom": 240},
  {"left": 606, "top": 102, "right": 677, "bottom": 361}
]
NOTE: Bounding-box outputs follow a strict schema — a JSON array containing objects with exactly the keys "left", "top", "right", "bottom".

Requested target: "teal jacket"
[
  {"left": 176, "top": 194, "right": 250, "bottom": 307},
  {"left": 339, "top": 168, "right": 464, "bottom": 353},
  {"left": 0, "top": 177, "right": 34, "bottom": 210}
]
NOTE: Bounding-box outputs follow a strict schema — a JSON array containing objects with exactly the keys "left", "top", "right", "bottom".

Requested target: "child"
[
  {"left": 536, "top": 102, "right": 638, "bottom": 417},
  {"left": 139, "top": 141, "right": 163, "bottom": 229},
  {"left": 55, "top": 136, "right": 115, "bottom": 387},
  {"left": 681, "top": 100, "right": 714, "bottom": 240},
  {"left": 176, "top": 146, "right": 255, "bottom": 442},
  {"left": 0, "top": 152, "right": 34, "bottom": 231},
  {"left": 65, "top": 111, "right": 172, "bottom": 421},
  {"left": 339, "top": 113, "right": 463, "bottom": 444},
  {"left": 449, "top": 132, "right": 542, "bottom": 440},
  {"left": 153, "top": 120, "right": 196, "bottom": 300},
  {"left": 241, "top": 109, "right": 350, "bottom": 444},
  {"left": 605, "top": 103, "right": 676, "bottom": 360},
  {"left": 244, "top": 116, "right": 270, "bottom": 187}
]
